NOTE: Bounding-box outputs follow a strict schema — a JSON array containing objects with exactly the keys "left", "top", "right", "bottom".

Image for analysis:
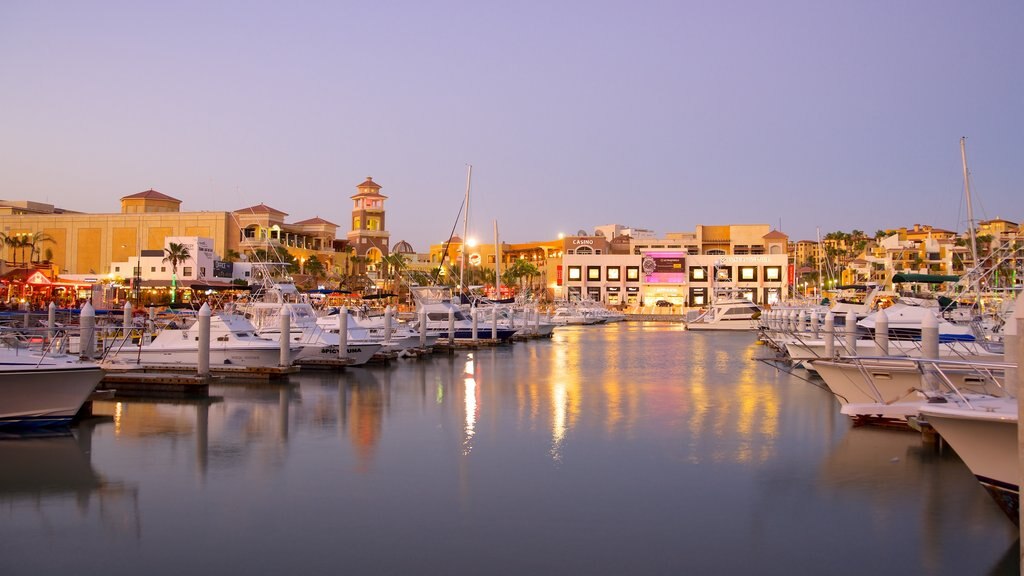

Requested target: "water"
[{"left": 1, "top": 324, "right": 1018, "bottom": 575}]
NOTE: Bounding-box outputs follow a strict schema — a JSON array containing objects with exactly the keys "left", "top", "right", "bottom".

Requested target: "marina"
[{"left": 0, "top": 324, "right": 1017, "bottom": 575}]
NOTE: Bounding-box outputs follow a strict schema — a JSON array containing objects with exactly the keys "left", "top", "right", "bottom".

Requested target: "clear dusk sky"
[{"left": 1, "top": 1, "right": 1021, "bottom": 250}]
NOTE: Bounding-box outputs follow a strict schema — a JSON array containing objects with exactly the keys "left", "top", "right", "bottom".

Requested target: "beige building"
[{"left": 0, "top": 189, "right": 349, "bottom": 278}]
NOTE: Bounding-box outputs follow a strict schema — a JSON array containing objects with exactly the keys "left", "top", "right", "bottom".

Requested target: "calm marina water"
[{"left": 2, "top": 324, "right": 1018, "bottom": 575}]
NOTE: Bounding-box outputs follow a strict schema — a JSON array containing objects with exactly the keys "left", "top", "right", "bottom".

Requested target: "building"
[{"left": 347, "top": 177, "right": 390, "bottom": 266}]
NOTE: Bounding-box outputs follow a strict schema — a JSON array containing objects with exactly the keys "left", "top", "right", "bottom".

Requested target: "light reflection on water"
[{"left": 0, "top": 324, "right": 1017, "bottom": 576}]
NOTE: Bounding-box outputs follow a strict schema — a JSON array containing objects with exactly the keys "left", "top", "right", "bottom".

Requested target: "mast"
[
  {"left": 459, "top": 164, "right": 472, "bottom": 293},
  {"left": 960, "top": 137, "right": 980, "bottom": 299},
  {"left": 494, "top": 220, "right": 502, "bottom": 300}
]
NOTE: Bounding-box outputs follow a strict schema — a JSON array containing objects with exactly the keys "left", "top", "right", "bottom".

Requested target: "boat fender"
[{"left": 224, "top": 359, "right": 232, "bottom": 365}]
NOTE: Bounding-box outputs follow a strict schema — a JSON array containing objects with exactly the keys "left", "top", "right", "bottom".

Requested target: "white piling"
[
  {"left": 1004, "top": 306, "right": 1017, "bottom": 395},
  {"left": 471, "top": 307, "right": 479, "bottom": 340},
  {"left": 447, "top": 308, "right": 455, "bottom": 345},
  {"left": 419, "top": 309, "right": 427, "bottom": 347},
  {"left": 337, "top": 307, "right": 348, "bottom": 360},
  {"left": 845, "top": 314, "right": 859, "bottom": 356},
  {"left": 279, "top": 305, "right": 291, "bottom": 367},
  {"left": 47, "top": 301, "right": 56, "bottom": 343},
  {"left": 798, "top": 310, "right": 808, "bottom": 333},
  {"left": 21, "top": 301, "right": 30, "bottom": 330},
  {"left": 491, "top": 306, "right": 497, "bottom": 341},
  {"left": 874, "top": 309, "right": 889, "bottom": 356},
  {"left": 123, "top": 301, "right": 133, "bottom": 336},
  {"left": 920, "top": 311, "right": 939, "bottom": 359},
  {"left": 810, "top": 309, "right": 819, "bottom": 339},
  {"left": 197, "top": 303, "right": 211, "bottom": 376},
  {"left": 80, "top": 302, "right": 96, "bottom": 360},
  {"left": 384, "top": 306, "right": 394, "bottom": 344},
  {"left": 823, "top": 312, "right": 835, "bottom": 359}
]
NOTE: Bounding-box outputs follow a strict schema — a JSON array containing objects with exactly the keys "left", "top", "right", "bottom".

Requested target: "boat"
[
  {"left": 916, "top": 396, "right": 1019, "bottom": 524},
  {"left": 239, "top": 288, "right": 384, "bottom": 366},
  {"left": 104, "top": 312, "right": 299, "bottom": 368},
  {"left": 0, "top": 330, "right": 105, "bottom": 428},
  {"left": 686, "top": 290, "right": 762, "bottom": 331},
  {"left": 809, "top": 356, "right": 1009, "bottom": 424},
  {"left": 409, "top": 286, "right": 518, "bottom": 341}
]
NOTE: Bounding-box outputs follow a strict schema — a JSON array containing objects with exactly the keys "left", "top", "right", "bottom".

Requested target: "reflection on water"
[
  {"left": 0, "top": 423, "right": 140, "bottom": 543},
  {"left": 0, "top": 325, "right": 1016, "bottom": 576}
]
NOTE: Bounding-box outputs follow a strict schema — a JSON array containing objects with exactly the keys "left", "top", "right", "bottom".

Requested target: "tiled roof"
[
  {"left": 762, "top": 230, "right": 788, "bottom": 240},
  {"left": 292, "top": 216, "right": 338, "bottom": 227},
  {"left": 121, "top": 189, "right": 180, "bottom": 202},
  {"left": 234, "top": 203, "right": 288, "bottom": 216}
]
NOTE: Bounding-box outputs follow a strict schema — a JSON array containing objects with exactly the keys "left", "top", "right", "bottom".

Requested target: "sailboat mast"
[
  {"left": 960, "top": 138, "right": 980, "bottom": 291},
  {"left": 494, "top": 220, "right": 502, "bottom": 300},
  {"left": 459, "top": 164, "right": 472, "bottom": 293}
]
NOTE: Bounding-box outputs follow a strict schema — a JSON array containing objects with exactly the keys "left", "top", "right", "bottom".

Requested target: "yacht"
[
  {"left": 686, "top": 292, "right": 762, "bottom": 331},
  {"left": 410, "top": 287, "right": 518, "bottom": 341},
  {"left": 0, "top": 331, "right": 105, "bottom": 428},
  {"left": 104, "top": 312, "right": 299, "bottom": 368},
  {"left": 917, "top": 396, "right": 1018, "bottom": 524}
]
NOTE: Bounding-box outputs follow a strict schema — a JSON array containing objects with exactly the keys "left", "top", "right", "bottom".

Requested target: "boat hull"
[
  {"left": 919, "top": 402, "right": 1019, "bottom": 524},
  {"left": 0, "top": 365, "right": 105, "bottom": 428}
]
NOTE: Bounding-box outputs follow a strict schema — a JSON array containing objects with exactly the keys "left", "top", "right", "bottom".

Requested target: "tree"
[
  {"left": 163, "top": 243, "right": 192, "bottom": 277},
  {"left": 380, "top": 253, "right": 408, "bottom": 293},
  {"left": 26, "top": 229, "right": 54, "bottom": 264},
  {"left": 222, "top": 248, "right": 241, "bottom": 262},
  {"left": 304, "top": 255, "right": 327, "bottom": 282},
  {"left": 502, "top": 258, "right": 540, "bottom": 294}
]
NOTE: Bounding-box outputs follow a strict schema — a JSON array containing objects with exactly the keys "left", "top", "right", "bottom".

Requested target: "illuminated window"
[
  {"left": 353, "top": 217, "right": 361, "bottom": 230},
  {"left": 739, "top": 266, "right": 757, "bottom": 281},
  {"left": 626, "top": 266, "right": 640, "bottom": 281},
  {"left": 587, "top": 266, "right": 601, "bottom": 281},
  {"left": 568, "top": 266, "right": 582, "bottom": 281},
  {"left": 606, "top": 266, "right": 620, "bottom": 281},
  {"left": 689, "top": 266, "right": 707, "bottom": 281},
  {"left": 765, "top": 266, "right": 781, "bottom": 281},
  {"left": 716, "top": 266, "right": 732, "bottom": 281}
]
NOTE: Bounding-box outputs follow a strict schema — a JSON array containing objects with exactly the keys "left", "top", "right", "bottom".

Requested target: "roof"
[
  {"left": 393, "top": 240, "right": 415, "bottom": 253},
  {"left": 234, "top": 203, "right": 288, "bottom": 216},
  {"left": 357, "top": 177, "right": 381, "bottom": 189},
  {"left": 352, "top": 176, "right": 388, "bottom": 199},
  {"left": 292, "top": 216, "right": 339, "bottom": 227},
  {"left": 762, "top": 230, "right": 788, "bottom": 240},
  {"left": 121, "top": 189, "right": 181, "bottom": 202}
]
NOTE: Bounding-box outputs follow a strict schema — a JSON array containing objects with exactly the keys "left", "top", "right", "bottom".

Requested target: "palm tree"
[
  {"left": 26, "top": 232, "right": 54, "bottom": 265},
  {"left": 163, "top": 242, "right": 192, "bottom": 277},
  {"left": 381, "top": 253, "right": 408, "bottom": 293},
  {"left": 223, "top": 248, "right": 241, "bottom": 263},
  {"left": 0, "top": 233, "right": 18, "bottom": 265},
  {"left": 163, "top": 243, "right": 192, "bottom": 304},
  {"left": 304, "top": 255, "right": 327, "bottom": 283}
]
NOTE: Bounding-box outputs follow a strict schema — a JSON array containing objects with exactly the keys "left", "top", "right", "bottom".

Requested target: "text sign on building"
[{"left": 643, "top": 253, "right": 686, "bottom": 284}]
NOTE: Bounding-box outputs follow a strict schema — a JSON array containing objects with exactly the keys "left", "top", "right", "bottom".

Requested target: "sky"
[{"left": 1, "top": 0, "right": 1021, "bottom": 249}]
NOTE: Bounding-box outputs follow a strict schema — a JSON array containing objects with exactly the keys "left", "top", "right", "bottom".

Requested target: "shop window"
[
  {"left": 764, "top": 266, "right": 781, "bottom": 281},
  {"left": 716, "top": 266, "right": 732, "bottom": 281},
  {"left": 606, "top": 266, "right": 620, "bottom": 281},
  {"left": 626, "top": 266, "right": 640, "bottom": 281},
  {"left": 689, "top": 266, "right": 707, "bottom": 281},
  {"left": 587, "top": 266, "right": 601, "bottom": 281},
  {"left": 739, "top": 266, "right": 757, "bottom": 281},
  {"left": 568, "top": 266, "right": 582, "bottom": 281}
]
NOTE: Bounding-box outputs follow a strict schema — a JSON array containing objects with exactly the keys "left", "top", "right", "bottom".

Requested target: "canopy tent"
[{"left": 891, "top": 273, "right": 961, "bottom": 283}]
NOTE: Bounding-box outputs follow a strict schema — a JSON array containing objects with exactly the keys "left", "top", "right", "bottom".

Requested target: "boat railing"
[{"left": 835, "top": 355, "right": 1012, "bottom": 408}]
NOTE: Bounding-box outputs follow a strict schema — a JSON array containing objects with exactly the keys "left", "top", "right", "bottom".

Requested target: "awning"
[{"left": 892, "top": 274, "right": 960, "bottom": 283}]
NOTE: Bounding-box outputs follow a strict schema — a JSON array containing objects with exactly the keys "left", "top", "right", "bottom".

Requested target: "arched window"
[{"left": 576, "top": 246, "right": 594, "bottom": 255}]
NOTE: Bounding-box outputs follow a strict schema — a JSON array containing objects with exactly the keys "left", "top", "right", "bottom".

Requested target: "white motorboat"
[
  {"left": 410, "top": 287, "right": 518, "bottom": 341},
  {"left": 104, "top": 312, "right": 299, "bottom": 368},
  {"left": 917, "top": 395, "right": 1018, "bottom": 524},
  {"left": 686, "top": 292, "right": 762, "bottom": 331},
  {"left": 243, "top": 299, "right": 382, "bottom": 366},
  {"left": 0, "top": 333, "right": 105, "bottom": 428},
  {"left": 809, "top": 356, "right": 1009, "bottom": 423},
  {"left": 317, "top": 306, "right": 437, "bottom": 354}
]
